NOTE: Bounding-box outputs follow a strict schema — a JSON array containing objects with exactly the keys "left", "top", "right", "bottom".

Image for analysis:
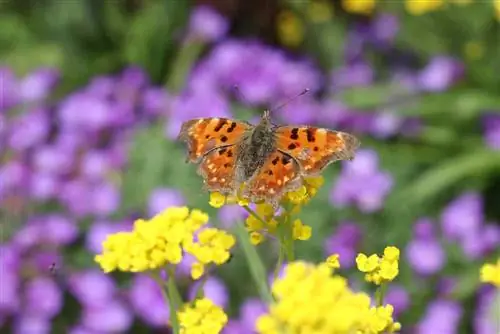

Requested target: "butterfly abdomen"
[{"left": 236, "top": 125, "right": 276, "bottom": 182}]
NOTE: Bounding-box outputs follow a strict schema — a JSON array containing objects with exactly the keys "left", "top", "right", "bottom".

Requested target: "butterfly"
[{"left": 177, "top": 110, "right": 360, "bottom": 208}]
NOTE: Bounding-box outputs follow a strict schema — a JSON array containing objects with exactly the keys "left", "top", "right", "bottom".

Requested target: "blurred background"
[{"left": 1, "top": 0, "right": 500, "bottom": 333}]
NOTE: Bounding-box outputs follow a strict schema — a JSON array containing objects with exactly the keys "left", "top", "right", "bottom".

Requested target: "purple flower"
[
  {"left": 474, "top": 286, "right": 500, "bottom": 334},
  {"left": 331, "top": 62, "right": 373, "bottom": 90},
  {"left": 17, "top": 68, "right": 59, "bottom": 103},
  {"left": 239, "top": 298, "right": 267, "bottom": 330},
  {"left": 370, "top": 111, "right": 404, "bottom": 138},
  {"left": 324, "top": 221, "right": 363, "bottom": 268},
  {"left": 0, "top": 161, "right": 29, "bottom": 198},
  {"left": 29, "top": 172, "right": 59, "bottom": 200},
  {"left": 68, "top": 270, "right": 116, "bottom": 308},
  {"left": 13, "top": 315, "right": 51, "bottom": 334},
  {"left": 79, "top": 150, "right": 112, "bottom": 180},
  {"left": 406, "top": 240, "right": 445, "bottom": 276},
  {"left": 85, "top": 76, "right": 115, "bottom": 99},
  {"left": 141, "top": 87, "right": 170, "bottom": 116},
  {"left": 85, "top": 220, "right": 132, "bottom": 254},
  {"left": 385, "top": 285, "right": 410, "bottom": 316},
  {"left": 417, "top": 56, "right": 464, "bottom": 92},
  {"left": 81, "top": 300, "right": 132, "bottom": 333},
  {"left": 274, "top": 97, "right": 319, "bottom": 125},
  {"left": 148, "top": 188, "right": 185, "bottom": 216},
  {"left": 217, "top": 205, "right": 247, "bottom": 228},
  {"left": 372, "top": 14, "right": 399, "bottom": 44},
  {"left": 24, "top": 277, "right": 62, "bottom": 319},
  {"left": 90, "top": 182, "right": 121, "bottom": 217},
  {"left": 417, "top": 299, "right": 463, "bottom": 334},
  {"left": 441, "top": 192, "right": 483, "bottom": 242},
  {"left": 482, "top": 113, "right": 500, "bottom": 150},
  {"left": 188, "top": 6, "right": 229, "bottom": 42},
  {"left": 58, "top": 92, "right": 112, "bottom": 132},
  {"left": 329, "top": 149, "right": 393, "bottom": 212},
  {"left": 0, "top": 67, "right": 19, "bottom": 111},
  {"left": 8, "top": 108, "right": 49, "bottom": 152},
  {"left": 189, "top": 276, "right": 229, "bottom": 308},
  {"left": 166, "top": 90, "right": 231, "bottom": 139},
  {"left": 0, "top": 245, "right": 21, "bottom": 314},
  {"left": 129, "top": 275, "right": 169, "bottom": 327}
]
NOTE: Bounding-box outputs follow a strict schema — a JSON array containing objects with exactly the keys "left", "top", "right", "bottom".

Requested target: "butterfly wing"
[
  {"left": 275, "top": 126, "right": 359, "bottom": 175},
  {"left": 243, "top": 150, "right": 302, "bottom": 208},
  {"left": 178, "top": 118, "right": 251, "bottom": 163},
  {"left": 197, "top": 146, "right": 239, "bottom": 194}
]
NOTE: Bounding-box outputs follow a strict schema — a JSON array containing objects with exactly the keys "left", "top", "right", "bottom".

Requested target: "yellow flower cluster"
[
  {"left": 277, "top": 10, "right": 304, "bottom": 47},
  {"left": 95, "top": 207, "right": 235, "bottom": 280},
  {"left": 356, "top": 246, "right": 400, "bottom": 285},
  {"left": 480, "top": 258, "right": 500, "bottom": 287},
  {"left": 244, "top": 203, "right": 312, "bottom": 245},
  {"left": 185, "top": 227, "right": 235, "bottom": 279},
  {"left": 342, "top": 0, "right": 376, "bottom": 15},
  {"left": 405, "top": 0, "right": 444, "bottom": 15},
  {"left": 495, "top": 0, "right": 500, "bottom": 21},
  {"left": 178, "top": 298, "right": 228, "bottom": 334},
  {"left": 256, "top": 261, "right": 401, "bottom": 334}
]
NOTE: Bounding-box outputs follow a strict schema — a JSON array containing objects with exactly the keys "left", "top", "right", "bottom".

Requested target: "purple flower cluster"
[
  {"left": 482, "top": 113, "right": 500, "bottom": 150},
  {"left": 324, "top": 221, "right": 363, "bottom": 269},
  {"left": 330, "top": 149, "right": 394, "bottom": 213},
  {"left": 222, "top": 298, "right": 267, "bottom": 334},
  {"left": 0, "top": 65, "right": 175, "bottom": 332}
]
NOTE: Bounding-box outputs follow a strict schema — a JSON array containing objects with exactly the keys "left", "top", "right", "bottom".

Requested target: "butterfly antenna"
[{"left": 269, "top": 88, "right": 310, "bottom": 114}]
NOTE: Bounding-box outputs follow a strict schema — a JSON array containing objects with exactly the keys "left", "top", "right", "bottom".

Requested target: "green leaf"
[
  {"left": 337, "top": 83, "right": 413, "bottom": 110},
  {"left": 398, "top": 149, "right": 500, "bottom": 205}
]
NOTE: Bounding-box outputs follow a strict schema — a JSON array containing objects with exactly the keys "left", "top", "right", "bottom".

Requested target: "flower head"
[
  {"left": 356, "top": 246, "right": 400, "bottom": 285},
  {"left": 480, "top": 259, "right": 500, "bottom": 288},
  {"left": 178, "top": 298, "right": 228, "bottom": 334},
  {"left": 257, "top": 261, "right": 400, "bottom": 333},
  {"left": 95, "top": 207, "right": 235, "bottom": 279}
]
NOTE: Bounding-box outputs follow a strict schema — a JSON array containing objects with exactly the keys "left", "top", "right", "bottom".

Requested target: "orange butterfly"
[{"left": 178, "top": 111, "right": 360, "bottom": 208}]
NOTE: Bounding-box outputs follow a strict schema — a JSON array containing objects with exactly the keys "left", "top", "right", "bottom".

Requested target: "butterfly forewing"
[
  {"left": 275, "top": 126, "right": 359, "bottom": 175},
  {"left": 178, "top": 118, "right": 251, "bottom": 162}
]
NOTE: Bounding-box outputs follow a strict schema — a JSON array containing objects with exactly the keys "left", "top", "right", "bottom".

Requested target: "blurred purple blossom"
[
  {"left": 58, "top": 92, "right": 112, "bottom": 132},
  {"left": 188, "top": 6, "right": 229, "bottom": 42},
  {"left": 24, "top": 277, "right": 62, "bottom": 319},
  {"left": 331, "top": 62, "right": 373, "bottom": 91},
  {"left": 385, "top": 285, "right": 410, "bottom": 316},
  {"left": 441, "top": 192, "right": 483, "bottom": 242},
  {"left": 68, "top": 270, "right": 116, "bottom": 308},
  {"left": 0, "top": 67, "right": 19, "bottom": 111},
  {"left": 0, "top": 245, "right": 21, "bottom": 315},
  {"left": 372, "top": 14, "right": 399, "bottom": 44},
  {"left": 129, "top": 275, "right": 169, "bottom": 327},
  {"left": 417, "top": 56, "right": 464, "bottom": 92},
  {"left": 80, "top": 300, "right": 132, "bottom": 333},
  {"left": 416, "top": 299, "right": 463, "bottom": 334},
  {"left": 17, "top": 68, "right": 59, "bottom": 103},
  {"left": 13, "top": 315, "right": 51, "bottom": 334},
  {"left": 8, "top": 108, "right": 49, "bottom": 152},
  {"left": 406, "top": 219, "right": 446, "bottom": 275},
  {"left": 188, "top": 276, "right": 229, "bottom": 308},
  {"left": 482, "top": 113, "right": 500, "bottom": 150},
  {"left": 148, "top": 188, "right": 185, "bottom": 216},
  {"left": 475, "top": 286, "right": 500, "bottom": 334},
  {"left": 330, "top": 149, "right": 393, "bottom": 212},
  {"left": 222, "top": 298, "right": 267, "bottom": 334},
  {"left": 324, "top": 221, "right": 363, "bottom": 269},
  {"left": 141, "top": 87, "right": 170, "bottom": 116},
  {"left": 217, "top": 205, "right": 247, "bottom": 228}
]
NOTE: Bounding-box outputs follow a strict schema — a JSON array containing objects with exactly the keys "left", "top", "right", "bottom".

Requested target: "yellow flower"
[
  {"left": 250, "top": 231, "right": 265, "bottom": 245},
  {"left": 277, "top": 10, "right": 304, "bottom": 47},
  {"left": 208, "top": 192, "right": 226, "bottom": 208},
  {"left": 495, "top": 0, "right": 500, "bottom": 21},
  {"left": 95, "top": 207, "right": 236, "bottom": 279},
  {"left": 342, "top": 0, "right": 376, "bottom": 15},
  {"left": 326, "top": 254, "right": 341, "bottom": 269},
  {"left": 480, "top": 258, "right": 500, "bottom": 287},
  {"left": 292, "top": 219, "right": 312, "bottom": 241},
  {"left": 178, "top": 298, "right": 228, "bottom": 334},
  {"left": 405, "top": 0, "right": 444, "bottom": 15},
  {"left": 356, "top": 246, "right": 400, "bottom": 285},
  {"left": 257, "top": 261, "right": 400, "bottom": 333}
]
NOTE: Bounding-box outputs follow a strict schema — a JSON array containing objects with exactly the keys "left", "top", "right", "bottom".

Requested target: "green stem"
[
  {"left": 375, "top": 284, "right": 386, "bottom": 307},
  {"left": 241, "top": 205, "right": 268, "bottom": 226},
  {"left": 274, "top": 243, "right": 285, "bottom": 281},
  {"left": 193, "top": 274, "right": 208, "bottom": 300},
  {"left": 281, "top": 208, "right": 295, "bottom": 262},
  {"left": 151, "top": 271, "right": 180, "bottom": 334},
  {"left": 234, "top": 221, "right": 274, "bottom": 303},
  {"left": 165, "top": 40, "right": 205, "bottom": 91}
]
